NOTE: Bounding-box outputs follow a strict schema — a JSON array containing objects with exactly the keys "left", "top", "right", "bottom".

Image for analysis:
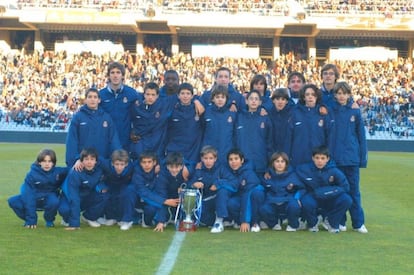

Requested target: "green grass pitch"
[{"left": 0, "top": 143, "right": 413, "bottom": 274}]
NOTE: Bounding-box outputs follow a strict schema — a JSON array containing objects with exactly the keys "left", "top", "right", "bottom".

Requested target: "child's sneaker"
[
  {"left": 223, "top": 220, "right": 234, "bottom": 227},
  {"left": 329, "top": 227, "right": 340, "bottom": 234},
  {"left": 272, "top": 223, "right": 282, "bottom": 231},
  {"left": 210, "top": 222, "right": 224, "bottom": 233},
  {"left": 46, "top": 221, "right": 55, "bottom": 228},
  {"left": 354, "top": 224, "right": 368, "bottom": 234},
  {"left": 298, "top": 219, "right": 307, "bottom": 230},
  {"left": 120, "top": 221, "right": 133, "bottom": 231},
  {"left": 259, "top": 221, "right": 269, "bottom": 230},
  {"left": 81, "top": 215, "right": 101, "bottom": 228},
  {"left": 286, "top": 225, "right": 297, "bottom": 232},
  {"left": 251, "top": 224, "right": 261, "bottom": 233},
  {"left": 61, "top": 220, "right": 69, "bottom": 227},
  {"left": 321, "top": 217, "right": 330, "bottom": 231},
  {"left": 339, "top": 224, "right": 347, "bottom": 232},
  {"left": 308, "top": 225, "right": 319, "bottom": 232},
  {"left": 233, "top": 223, "right": 240, "bottom": 229}
]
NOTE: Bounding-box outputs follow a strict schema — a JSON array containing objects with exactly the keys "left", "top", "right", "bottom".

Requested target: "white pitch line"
[{"left": 155, "top": 232, "right": 186, "bottom": 275}]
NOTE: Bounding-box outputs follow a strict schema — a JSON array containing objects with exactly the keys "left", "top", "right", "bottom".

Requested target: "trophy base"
[{"left": 178, "top": 221, "right": 196, "bottom": 232}]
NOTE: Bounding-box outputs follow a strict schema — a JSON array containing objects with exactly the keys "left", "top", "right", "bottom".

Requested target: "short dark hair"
[
  {"left": 144, "top": 82, "right": 160, "bottom": 94},
  {"left": 271, "top": 88, "right": 289, "bottom": 100},
  {"left": 139, "top": 150, "right": 158, "bottom": 162},
  {"left": 107, "top": 61, "right": 126, "bottom": 77},
  {"left": 299, "top": 84, "right": 322, "bottom": 105},
  {"left": 80, "top": 148, "right": 98, "bottom": 161},
  {"left": 227, "top": 148, "right": 245, "bottom": 162},
  {"left": 250, "top": 74, "right": 267, "bottom": 92},
  {"left": 211, "top": 84, "right": 229, "bottom": 101},
  {"left": 288, "top": 72, "right": 306, "bottom": 84},
  {"left": 312, "top": 146, "right": 330, "bottom": 157},
  {"left": 165, "top": 152, "right": 184, "bottom": 166},
  {"left": 178, "top": 83, "right": 194, "bottom": 95},
  {"left": 36, "top": 149, "right": 57, "bottom": 166}
]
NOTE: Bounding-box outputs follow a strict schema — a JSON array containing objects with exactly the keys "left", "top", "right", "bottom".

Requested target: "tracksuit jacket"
[
  {"left": 321, "top": 84, "right": 336, "bottom": 109},
  {"left": 60, "top": 165, "right": 107, "bottom": 227},
  {"left": 8, "top": 164, "right": 68, "bottom": 225},
  {"left": 99, "top": 85, "right": 142, "bottom": 149},
  {"left": 202, "top": 104, "right": 237, "bottom": 163},
  {"left": 287, "top": 104, "right": 335, "bottom": 167},
  {"left": 165, "top": 102, "right": 203, "bottom": 163},
  {"left": 332, "top": 101, "right": 368, "bottom": 168},
  {"left": 269, "top": 104, "right": 292, "bottom": 154},
  {"left": 200, "top": 84, "right": 246, "bottom": 110},
  {"left": 65, "top": 105, "right": 121, "bottom": 166},
  {"left": 235, "top": 108, "right": 273, "bottom": 174}
]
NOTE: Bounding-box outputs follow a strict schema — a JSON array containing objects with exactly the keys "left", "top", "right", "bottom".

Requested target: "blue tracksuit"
[
  {"left": 296, "top": 161, "right": 352, "bottom": 229},
  {"left": 227, "top": 161, "right": 265, "bottom": 225},
  {"left": 200, "top": 84, "right": 246, "bottom": 110},
  {"left": 321, "top": 84, "right": 336, "bottom": 109},
  {"left": 332, "top": 101, "right": 368, "bottom": 228},
  {"left": 235, "top": 109, "right": 273, "bottom": 175},
  {"left": 65, "top": 105, "right": 121, "bottom": 166},
  {"left": 129, "top": 165, "right": 167, "bottom": 225},
  {"left": 189, "top": 162, "right": 238, "bottom": 226},
  {"left": 165, "top": 102, "right": 203, "bottom": 163},
  {"left": 260, "top": 90, "right": 273, "bottom": 113},
  {"left": 260, "top": 167, "right": 304, "bottom": 228},
  {"left": 99, "top": 85, "right": 143, "bottom": 150},
  {"left": 8, "top": 164, "right": 68, "bottom": 226},
  {"left": 129, "top": 96, "right": 176, "bottom": 160},
  {"left": 100, "top": 159, "right": 136, "bottom": 221},
  {"left": 269, "top": 104, "right": 292, "bottom": 154},
  {"left": 202, "top": 104, "right": 237, "bottom": 164},
  {"left": 59, "top": 165, "right": 109, "bottom": 227},
  {"left": 287, "top": 104, "right": 335, "bottom": 167}
]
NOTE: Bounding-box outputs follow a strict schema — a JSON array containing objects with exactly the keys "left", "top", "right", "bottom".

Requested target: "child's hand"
[
  {"left": 192, "top": 182, "right": 204, "bottom": 189},
  {"left": 182, "top": 166, "right": 190, "bottom": 181},
  {"left": 194, "top": 99, "right": 205, "bottom": 115},
  {"left": 229, "top": 101, "right": 238, "bottom": 112},
  {"left": 73, "top": 160, "right": 84, "bottom": 172},
  {"left": 164, "top": 198, "right": 180, "bottom": 207},
  {"left": 264, "top": 172, "right": 271, "bottom": 180},
  {"left": 154, "top": 222, "right": 165, "bottom": 232},
  {"left": 351, "top": 102, "right": 359, "bottom": 109},
  {"left": 195, "top": 162, "right": 202, "bottom": 169},
  {"left": 155, "top": 164, "right": 160, "bottom": 174},
  {"left": 210, "top": 185, "right": 217, "bottom": 191},
  {"left": 240, "top": 222, "right": 250, "bottom": 232},
  {"left": 319, "top": 106, "right": 328, "bottom": 115},
  {"left": 286, "top": 183, "right": 294, "bottom": 191},
  {"left": 260, "top": 108, "right": 268, "bottom": 116}
]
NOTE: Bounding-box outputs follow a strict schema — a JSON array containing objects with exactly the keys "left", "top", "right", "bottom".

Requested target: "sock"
[{"left": 215, "top": 217, "right": 223, "bottom": 224}]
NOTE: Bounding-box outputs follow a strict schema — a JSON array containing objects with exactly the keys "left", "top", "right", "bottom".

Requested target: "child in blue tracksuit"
[
  {"left": 286, "top": 84, "right": 335, "bottom": 167},
  {"left": 129, "top": 82, "right": 177, "bottom": 160},
  {"left": 249, "top": 74, "right": 273, "bottom": 112},
  {"left": 332, "top": 81, "right": 368, "bottom": 233},
  {"left": 165, "top": 83, "right": 204, "bottom": 163},
  {"left": 269, "top": 88, "right": 292, "bottom": 154},
  {"left": 189, "top": 145, "right": 238, "bottom": 233},
  {"left": 99, "top": 149, "right": 136, "bottom": 230},
  {"left": 66, "top": 87, "right": 121, "bottom": 168},
  {"left": 295, "top": 146, "right": 352, "bottom": 233},
  {"left": 8, "top": 149, "right": 68, "bottom": 228},
  {"left": 226, "top": 149, "right": 265, "bottom": 233},
  {"left": 260, "top": 152, "right": 304, "bottom": 231},
  {"left": 235, "top": 90, "right": 273, "bottom": 177},
  {"left": 201, "top": 85, "right": 237, "bottom": 164},
  {"left": 99, "top": 61, "right": 143, "bottom": 150},
  {"left": 127, "top": 151, "right": 179, "bottom": 232},
  {"left": 59, "top": 148, "right": 109, "bottom": 230}
]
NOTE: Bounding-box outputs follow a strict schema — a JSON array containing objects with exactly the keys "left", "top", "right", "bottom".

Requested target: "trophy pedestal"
[{"left": 178, "top": 220, "right": 196, "bottom": 232}]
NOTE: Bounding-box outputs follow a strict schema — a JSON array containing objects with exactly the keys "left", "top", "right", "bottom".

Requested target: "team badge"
[
  {"left": 155, "top": 111, "right": 160, "bottom": 118},
  {"left": 135, "top": 100, "right": 140, "bottom": 106},
  {"left": 195, "top": 115, "right": 199, "bottom": 121},
  {"left": 260, "top": 122, "right": 265, "bottom": 129},
  {"left": 103, "top": 121, "right": 108, "bottom": 128},
  {"left": 241, "top": 179, "right": 246, "bottom": 186},
  {"left": 227, "top": 116, "right": 233, "bottom": 123},
  {"left": 329, "top": 176, "right": 334, "bottom": 183},
  {"left": 318, "top": 119, "right": 324, "bottom": 127},
  {"left": 350, "top": 115, "right": 355, "bottom": 122},
  {"left": 123, "top": 97, "right": 128, "bottom": 103}
]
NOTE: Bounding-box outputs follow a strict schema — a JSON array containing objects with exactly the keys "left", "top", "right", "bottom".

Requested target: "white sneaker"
[
  {"left": 60, "top": 220, "right": 69, "bottom": 227},
  {"left": 259, "top": 221, "right": 269, "bottom": 230},
  {"left": 298, "top": 219, "right": 307, "bottom": 230},
  {"left": 329, "top": 227, "right": 340, "bottom": 233},
  {"left": 223, "top": 220, "right": 234, "bottom": 227},
  {"left": 97, "top": 217, "right": 117, "bottom": 226},
  {"left": 233, "top": 223, "right": 240, "bottom": 229},
  {"left": 321, "top": 217, "right": 330, "bottom": 231},
  {"left": 272, "top": 223, "right": 282, "bottom": 231},
  {"left": 120, "top": 221, "right": 133, "bottom": 231},
  {"left": 251, "top": 224, "right": 261, "bottom": 233},
  {"left": 308, "top": 225, "right": 319, "bottom": 232},
  {"left": 354, "top": 224, "right": 368, "bottom": 234},
  {"left": 210, "top": 222, "right": 224, "bottom": 233},
  {"left": 97, "top": 217, "right": 107, "bottom": 225},
  {"left": 339, "top": 224, "right": 347, "bottom": 232},
  {"left": 81, "top": 215, "right": 101, "bottom": 228},
  {"left": 286, "top": 225, "right": 297, "bottom": 232}
]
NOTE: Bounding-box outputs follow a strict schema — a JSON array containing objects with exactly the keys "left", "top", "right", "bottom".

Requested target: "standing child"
[
  {"left": 260, "top": 152, "right": 304, "bottom": 232},
  {"left": 226, "top": 149, "right": 265, "bottom": 233},
  {"left": 8, "top": 149, "right": 68, "bottom": 228},
  {"left": 249, "top": 74, "right": 273, "bottom": 112},
  {"left": 189, "top": 145, "right": 238, "bottom": 233},
  {"left": 59, "top": 148, "right": 109, "bottom": 230},
  {"left": 269, "top": 88, "right": 292, "bottom": 154},
  {"left": 332, "top": 81, "right": 368, "bottom": 233},
  {"left": 296, "top": 146, "right": 352, "bottom": 233}
]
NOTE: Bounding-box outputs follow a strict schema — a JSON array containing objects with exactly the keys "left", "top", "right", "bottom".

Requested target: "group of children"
[{"left": 8, "top": 62, "right": 368, "bottom": 234}]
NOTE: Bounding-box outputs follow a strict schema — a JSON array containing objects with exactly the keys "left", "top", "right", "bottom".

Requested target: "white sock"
[{"left": 215, "top": 217, "right": 223, "bottom": 224}]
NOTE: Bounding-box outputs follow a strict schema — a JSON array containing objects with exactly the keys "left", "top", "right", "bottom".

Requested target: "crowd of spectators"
[{"left": 1, "top": 46, "right": 414, "bottom": 138}]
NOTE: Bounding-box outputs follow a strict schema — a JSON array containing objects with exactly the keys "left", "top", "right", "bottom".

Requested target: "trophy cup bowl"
[{"left": 179, "top": 189, "right": 198, "bottom": 232}]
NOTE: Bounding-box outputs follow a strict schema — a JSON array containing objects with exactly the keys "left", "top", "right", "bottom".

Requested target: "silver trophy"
[{"left": 177, "top": 188, "right": 200, "bottom": 232}]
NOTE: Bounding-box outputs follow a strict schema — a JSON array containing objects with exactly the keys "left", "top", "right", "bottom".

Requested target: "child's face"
[
  {"left": 228, "top": 153, "right": 244, "bottom": 171},
  {"left": 272, "top": 156, "right": 287, "bottom": 173},
  {"left": 322, "top": 69, "right": 336, "bottom": 86},
  {"left": 82, "top": 155, "right": 97, "bottom": 171},
  {"left": 109, "top": 68, "right": 123, "bottom": 86},
  {"left": 304, "top": 88, "right": 317, "bottom": 107},
  {"left": 247, "top": 93, "right": 261, "bottom": 111},
  {"left": 252, "top": 81, "right": 266, "bottom": 94},
  {"left": 140, "top": 157, "right": 157, "bottom": 173},
  {"left": 113, "top": 160, "right": 128, "bottom": 175},
  {"left": 144, "top": 88, "right": 159, "bottom": 105},
  {"left": 201, "top": 153, "right": 217, "bottom": 169},
  {"left": 167, "top": 164, "right": 183, "bottom": 177},
  {"left": 178, "top": 89, "right": 193, "bottom": 105},
  {"left": 212, "top": 93, "right": 227, "bottom": 108},
  {"left": 215, "top": 70, "right": 230, "bottom": 86},
  {"left": 273, "top": 97, "right": 288, "bottom": 111},
  {"left": 288, "top": 75, "right": 304, "bottom": 93},
  {"left": 335, "top": 88, "right": 350, "bottom": 106},
  {"left": 85, "top": 91, "right": 101, "bottom": 110},
  {"left": 40, "top": 155, "right": 54, "bottom": 172},
  {"left": 312, "top": 154, "right": 329, "bottom": 169}
]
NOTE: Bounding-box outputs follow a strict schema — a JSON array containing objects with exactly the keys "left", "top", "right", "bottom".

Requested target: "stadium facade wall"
[{"left": 1, "top": 131, "right": 413, "bottom": 153}]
